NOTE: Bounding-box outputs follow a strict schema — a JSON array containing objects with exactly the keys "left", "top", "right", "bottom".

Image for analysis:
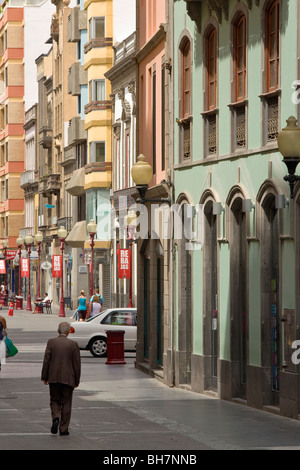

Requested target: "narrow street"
[{"left": 1, "top": 309, "right": 300, "bottom": 459}]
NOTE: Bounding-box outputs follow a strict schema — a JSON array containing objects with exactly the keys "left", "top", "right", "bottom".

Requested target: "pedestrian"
[
  {"left": 70, "top": 308, "right": 79, "bottom": 321},
  {"left": 33, "top": 292, "right": 50, "bottom": 313},
  {"left": 89, "top": 288, "right": 104, "bottom": 312},
  {"left": 41, "top": 321, "right": 81, "bottom": 436},
  {"left": 87, "top": 295, "right": 101, "bottom": 319},
  {"left": 77, "top": 290, "right": 87, "bottom": 321},
  {"left": 0, "top": 315, "right": 7, "bottom": 370}
]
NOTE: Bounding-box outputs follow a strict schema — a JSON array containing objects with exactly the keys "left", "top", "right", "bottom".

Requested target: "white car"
[{"left": 69, "top": 308, "right": 137, "bottom": 357}]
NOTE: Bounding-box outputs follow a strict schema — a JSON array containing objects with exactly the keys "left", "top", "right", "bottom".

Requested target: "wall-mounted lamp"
[
  {"left": 277, "top": 116, "right": 300, "bottom": 199},
  {"left": 131, "top": 154, "right": 171, "bottom": 204},
  {"left": 242, "top": 199, "right": 255, "bottom": 212},
  {"left": 213, "top": 202, "right": 225, "bottom": 215}
]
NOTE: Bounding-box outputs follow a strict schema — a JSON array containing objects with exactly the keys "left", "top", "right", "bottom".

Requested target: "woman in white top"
[{"left": 87, "top": 295, "right": 101, "bottom": 318}]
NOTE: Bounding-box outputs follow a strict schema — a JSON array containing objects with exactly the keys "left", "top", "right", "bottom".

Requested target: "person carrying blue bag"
[
  {"left": 0, "top": 315, "right": 18, "bottom": 371},
  {"left": 0, "top": 315, "right": 7, "bottom": 370}
]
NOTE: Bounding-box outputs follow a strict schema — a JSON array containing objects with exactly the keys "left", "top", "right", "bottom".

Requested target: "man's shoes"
[
  {"left": 51, "top": 418, "right": 59, "bottom": 434},
  {"left": 60, "top": 430, "right": 69, "bottom": 436}
]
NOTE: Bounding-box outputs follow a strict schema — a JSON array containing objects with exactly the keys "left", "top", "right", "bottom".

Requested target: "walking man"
[{"left": 41, "top": 322, "right": 81, "bottom": 436}]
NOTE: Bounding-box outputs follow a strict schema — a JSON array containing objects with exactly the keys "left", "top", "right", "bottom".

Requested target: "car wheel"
[{"left": 89, "top": 337, "right": 107, "bottom": 357}]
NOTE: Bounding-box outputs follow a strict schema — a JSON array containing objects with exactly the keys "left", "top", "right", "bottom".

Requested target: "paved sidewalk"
[{"left": 2, "top": 307, "right": 300, "bottom": 457}]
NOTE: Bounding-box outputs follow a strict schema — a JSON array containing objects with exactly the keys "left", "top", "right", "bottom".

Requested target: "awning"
[
  {"left": 65, "top": 220, "right": 87, "bottom": 248},
  {"left": 65, "top": 168, "right": 85, "bottom": 196}
]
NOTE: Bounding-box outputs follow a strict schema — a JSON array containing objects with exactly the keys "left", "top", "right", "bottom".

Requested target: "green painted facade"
[{"left": 171, "top": 0, "right": 300, "bottom": 416}]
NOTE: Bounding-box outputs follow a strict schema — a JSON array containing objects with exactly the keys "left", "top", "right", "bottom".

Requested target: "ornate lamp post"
[
  {"left": 277, "top": 116, "right": 300, "bottom": 199},
  {"left": 24, "top": 234, "right": 34, "bottom": 311},
  {"left": 16, "top": 235, "right": 24, "bottom": 309},
  {"left": 34, "top": 231, "right": 43, "bottom": 313},
  {"left": 87, "top": 219, "right": 97, "bottom": 298},
  {"left": 57, "top": 226, "right": 68, "bottom": 317},
  {"left": 1, "top": 239, "right": 8, "bottom": 306},
  {"left": 124, "top": 210, "right": 137, "bottom": 308}
]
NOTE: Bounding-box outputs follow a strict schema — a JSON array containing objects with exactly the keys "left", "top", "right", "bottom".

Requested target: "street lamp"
[
  {"left": 57, "top": 226, "right": 68, "bottom": 317},
  {"left": 34, "top": 231, "right": 43, "bottom": 313},
  {"left": 24, "top": 234, "right": 34, "bottom": 311},
  {"left": 124, "top": 210, "right": 137, "bottom": 308},
  {"left": 277, "top": 116, "right": 300, "bottom": 199},
  {"left": 87, "top": 219, "right": 97, "bottom": 298},
  {"left": 16, "top": 235, "right": 24, "bottom": 309},
  {"left": 131, "top": 154, "right": 171, "bottom": 204},
  {"left": 1, "top": 239, "right": 8, "bottom": 306}
]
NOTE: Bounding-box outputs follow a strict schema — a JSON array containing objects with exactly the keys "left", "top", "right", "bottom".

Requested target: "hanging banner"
[
  {"left": 21, "top": 258, "right": 29, "bottom": 277},
  {"left": 0, "top": 259, "right": 5, "bottom": 274},
  {"left": 118, "top": 248, "right": 131, "bottom": 279},
  {"left": 52, "top": 255, "right": 62, "bottom": 278}
]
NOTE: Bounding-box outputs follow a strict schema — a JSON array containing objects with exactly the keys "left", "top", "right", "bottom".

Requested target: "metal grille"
[
  {"left": 208, "top": 114, "right": 217, "bottom": 155},
  {"left": 183, "top": 124, "right": 190, "bottom": 160},
  {"left": 267, "top": 96, "right": 278, "bottom": 142},
  {"left": 236, "top": 106, "right": 246, "bottom": 148}
]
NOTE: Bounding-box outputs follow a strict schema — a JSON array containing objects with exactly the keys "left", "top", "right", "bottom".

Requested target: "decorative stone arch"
[
  {"left": 174, "top": 192, "right": 193, "bottom": 386},
  {"left": 257, "top": 178, "right": 281, "bottom": 405},
  {"left": 200, "top": 188, "right": 221, "bottom": 392},
  {"left": 226, "top": 184, "right": 249, "bottom": 399}
]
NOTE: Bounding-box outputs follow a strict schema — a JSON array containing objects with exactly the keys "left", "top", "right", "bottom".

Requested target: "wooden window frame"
[
  {"left": 206, "top": 28, "right": 217, "bottom": 111},
  {"left": 181, "top": 39, "right": 191, "bottom": 119},
  {"left": 233, "top": 14, "right": 246, "bottom": 102},
  {"left": 265, "top": 0, "right": 280, "bottom": 93}
]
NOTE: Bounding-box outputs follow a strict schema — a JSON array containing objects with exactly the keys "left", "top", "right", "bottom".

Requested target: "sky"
[{"left": 113, "top": 0, "right": 136, "bottom": 44}]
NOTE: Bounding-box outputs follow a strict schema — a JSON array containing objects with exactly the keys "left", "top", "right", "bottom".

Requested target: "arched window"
[
  {"left": 178, "top": 36, "right": 192, "bottom": 162},
  {"left": 230, "top": 12, "right": 247, "bottom": 151},
  {"left": 181, "top": 39, "right": 191, "bottom": 119},
  {"left": 261, "top": 0, "right": 280, "bottom": 144},
  {"left": 265, "top": 0, "right": 280, "bottom": 92},
  {"left": 233, "top": 14, "right": 246, "bottom": 102},
  {"left": 203, "top": 25, "right": 218, "bottom": 156},
  {"left": 206, "top": 27, "right": 217, "bottom": 111}
]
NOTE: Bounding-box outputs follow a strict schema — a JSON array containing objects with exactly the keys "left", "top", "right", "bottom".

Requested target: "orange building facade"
[
  {"left": 0, "top": 7, "right": 25, "bottom": 251},
  {"left": 137, "top": 0, "right": 166, "bottom": 187}
]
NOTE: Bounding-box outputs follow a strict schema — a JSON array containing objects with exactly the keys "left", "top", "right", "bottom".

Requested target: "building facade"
[
  {"left": 134, "top": 0, "right": 174, "bottom": 377},
  {"left": 0, "top": 0, "right": 53, "bottom": 301},
  {"left": 105, "top": 0, "right": 136, "bottom": 309},
  {"left": 169, "top": 0, "right": 300, "bottom": 418}
]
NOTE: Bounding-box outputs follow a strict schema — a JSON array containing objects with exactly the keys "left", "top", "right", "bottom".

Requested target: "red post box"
[{"left": 105, "top": 330, "right": 126, "bottom": 365}]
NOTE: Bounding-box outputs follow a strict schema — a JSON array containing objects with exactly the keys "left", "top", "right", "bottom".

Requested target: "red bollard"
[{"left": 105, "top": 330, "right": 126, "bottom": 364}]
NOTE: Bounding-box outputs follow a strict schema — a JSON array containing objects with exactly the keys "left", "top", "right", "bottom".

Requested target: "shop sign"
[{"left": 6, "top": 250, "right": 17, "bottom": 260}]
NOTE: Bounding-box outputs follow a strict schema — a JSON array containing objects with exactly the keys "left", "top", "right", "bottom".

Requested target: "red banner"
[
  {"left": 0, "top": 259, "right": 5, "bottom": 274},
  {"left": 52, "top": 255, "right": 62, "bottom": 278},
  {"left": 118, "top": 249, "right": 131, "bottom": 279},
  {"left": 21, "top": 258, "right": 29, "bottom": 277}
]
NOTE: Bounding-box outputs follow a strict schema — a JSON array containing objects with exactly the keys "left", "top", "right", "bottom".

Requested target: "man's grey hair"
[{"left": 58, "top": 322, "right": 70, "bottom": 335}]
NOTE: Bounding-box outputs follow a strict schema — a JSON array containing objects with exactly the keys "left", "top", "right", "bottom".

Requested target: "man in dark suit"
[{"left": 41, "top": 322, "right": 81, "bottom": 436}]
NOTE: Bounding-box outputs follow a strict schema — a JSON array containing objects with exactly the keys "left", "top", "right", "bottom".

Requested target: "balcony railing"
[
  {"left": 20, "top": 170, "right": 35, "bottom": 188},
  {"left": 57, "top": 217, "right": 73, "bottom": 233}
]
